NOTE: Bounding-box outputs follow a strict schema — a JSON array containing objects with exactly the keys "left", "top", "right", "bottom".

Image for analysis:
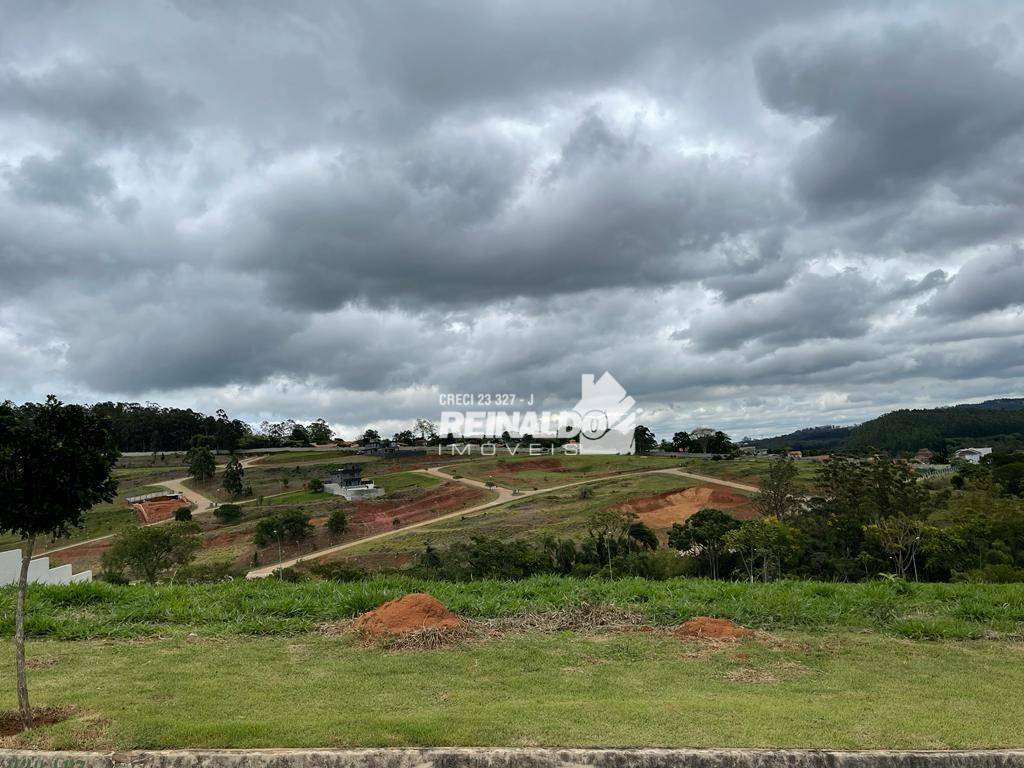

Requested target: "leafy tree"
[
  {"left": 213, "top": 503, "right": 243, "bottom": 523},
  {"left": 753, "top": 457, "right": 799, "bottom": 519},
  {"left": 254, "top": 510, "right": 313, "bottom": 547},
  {"left": 307, "top": 418, "right": 333, "bottom": 443},
  {"left": 414, "top": 418, "right": 438, "bottom": 442},
  {"left": 173, "top": 506, "right": 192, "bottom": 521},
  {"left": 308, "top": 478, "right": 325, "bottom": 493},
  {"left": 187, "top": 444, "right": 216, "bottom": 482},
  {"left": 864, "top": 515, "right": 927, "bottom": 580},
  {"left": 360, "top": 428, "right": 381, "bottom": 445},
  {"left": 0, "top": 397, "right": 119, "bottom": 729},
  {"left": 667, "top": 508, "right": 739, "bottom": 579},
  {"left": 627, "top": 520, "right": 660, "bottom": 550},
  {"left": 327, "top": 508, "right": 348, "bottom": 536},
  {"left": 724, "top": 518, "right": 800, "bottom": 582},
  {"left": 101, "top": 522, "right": 200, "bottom": 584},
  {"left": 222, "top": 456, "right": 245, "bottom": 498},
  {"left": 393, "top": 429, "right": 415, "bottom": 444},
  {"left": 633, "top": 425, "right": 657, "bottom": 454},
  {"left": 671, "top": 431, "right": 692, "bottom": 451},
  {"left": 289, "top": 423, "right": 312, "bottom": 444}
]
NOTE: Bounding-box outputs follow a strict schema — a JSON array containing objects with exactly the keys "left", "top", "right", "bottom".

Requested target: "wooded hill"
[{"left": 753, "top": 398, "right": 1024, "bottom": 455}]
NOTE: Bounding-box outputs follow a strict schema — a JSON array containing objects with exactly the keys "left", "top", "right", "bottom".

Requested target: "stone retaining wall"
[{"left": 2, "top": 750, "right": 1024, "bottom": 768}]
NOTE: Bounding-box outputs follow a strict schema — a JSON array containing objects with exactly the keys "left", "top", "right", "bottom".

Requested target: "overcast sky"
[{"left": 2, "top": 1, "right": 1023, "bottom": 440}]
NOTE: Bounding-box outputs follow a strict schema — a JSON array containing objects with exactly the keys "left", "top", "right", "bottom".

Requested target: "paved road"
[{"left": 246, "top": 463, "right": 760, "bottom": 578}]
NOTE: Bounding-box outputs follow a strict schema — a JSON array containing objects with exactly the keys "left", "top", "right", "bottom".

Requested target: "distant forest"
[
  {"left": 753, "top": 398, "right": 1024, "bottom": 456},
  {"left": 85, "top": 402, "right": 332, "bottom": 453}
]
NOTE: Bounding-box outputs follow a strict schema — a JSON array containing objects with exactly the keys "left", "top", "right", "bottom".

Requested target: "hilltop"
[{"left": 751, "top": 397, "right": 1024, "bottom": 454}]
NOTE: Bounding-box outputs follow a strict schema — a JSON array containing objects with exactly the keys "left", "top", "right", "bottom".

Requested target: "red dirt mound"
[
  {"left": 674, "top": 616, "right": 754, "bottom": 640},
  {"left": 354, "top": 593, "right": 464, "bottom": 638},
  {"left": 133, "top": 496, "right": 186, "bottom": 524}
]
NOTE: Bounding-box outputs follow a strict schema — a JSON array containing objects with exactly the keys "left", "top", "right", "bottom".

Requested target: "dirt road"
[{"left": 246, "top": 462, "right": 759, "bottom": 578}]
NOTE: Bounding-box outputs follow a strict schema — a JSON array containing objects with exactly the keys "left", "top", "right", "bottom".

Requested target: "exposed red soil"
[
  {"left": 354, "top": 593, "right": 464, "bottom": 638},
  {"left": 674, "top": 616, "right": 754, "bottom": 640},
  {"left": 0, "top": 706, "right": 70, "bottom": 736},
  {"left": 132, "top": 497, "right": 186, "bottom": 524},
  {"left": 618, "top": 484, "right": 755, "bottom": 531}
]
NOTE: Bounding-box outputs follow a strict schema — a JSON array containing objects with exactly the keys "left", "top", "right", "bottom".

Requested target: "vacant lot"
[
  {"left": 450, "top": 454, "right": 684, "bottom": 490},
  {"left": 4, "top": 632, "right": 1024, "bottom": 750},
  {"left": 676, "top": 457, "right": 821, "bottom": 492},
  {"left": 2, "top": 578, "right": 1023, "bottom": 750},
  {"left": 337, "top": 473, "right": 723, "bottom": 566}
]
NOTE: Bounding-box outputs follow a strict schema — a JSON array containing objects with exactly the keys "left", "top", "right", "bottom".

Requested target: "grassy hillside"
[{"left": 5, "top": 576, "right": 1023, "bottom": 639}]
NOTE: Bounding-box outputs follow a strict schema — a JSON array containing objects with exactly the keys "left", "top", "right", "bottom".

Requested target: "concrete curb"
[{"left": 2, "top": 750, "right": 1024, "bottom": 768}]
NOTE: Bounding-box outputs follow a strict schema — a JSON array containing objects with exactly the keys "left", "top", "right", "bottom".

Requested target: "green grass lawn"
[
  {"left": 677, "top": 457, "right": 820, "bottom": 492},
  {"left": 453, "top": 454, "right": 685, "bottom": 490},
  {"left": 6, "top": 577, "right": 1024, "bottom": 639},
  {"left": 4, "top": 630, "right": 1024, "bottom": 750},
  {"left": 372, "top": 471, "right": 443, "bottom": 494},
  {"left": 342, "top": 474, "right": 702, "bottom": 561}
]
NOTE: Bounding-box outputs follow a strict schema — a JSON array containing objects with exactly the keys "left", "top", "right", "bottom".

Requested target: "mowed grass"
[
  {"left": 5, "top": 577, "right": 1024, "bottom": 640},
  {"left": 372, "top": 471, "right": 444, "bottom": 494},
  {"left": 343, "top": 473, "right": 701, "bottom": 560},
  {"left": 453, "top": 454, "right": 684, "bottom": 490},
  {"left": 677, "top": 457, "right": 820, "bottom": 492},
  {"left": 3, "top": 631, "right": 1024, "bottom": 749}
]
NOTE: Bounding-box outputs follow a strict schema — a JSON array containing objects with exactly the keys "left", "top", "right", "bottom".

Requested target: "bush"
[
  {"left": 308, "top": 478, "right": 325, "bottom": 493},
  {"left": 308, "top": 561, "right": 367, "bottom": 581},
  {"left": 254, "top": 509, "right": 313, "bottom": 547},
  {"left": 214, "top": 504, "right": 243, "bottom": 523},
  {"left": 173, "top": 506, "right": 192, "bottom": 521},
  {"left": 177, "top": 559, "right": 235, "bottom": 583},
  {"left": 327, "top": 509, "right": 348, "bottom": 536}
]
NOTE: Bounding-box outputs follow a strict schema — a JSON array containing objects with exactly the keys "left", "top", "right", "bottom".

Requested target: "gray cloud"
[{"left": 1, "top": 1, "right": 1023, "bottom": 438}]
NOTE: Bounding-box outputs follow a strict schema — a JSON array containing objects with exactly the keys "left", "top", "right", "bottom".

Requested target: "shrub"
[
  {"left": 214, "top": 504, "right": 243, "bottom": 523},
  {"left": 308, "top": 561, "right": 367, "bottom": 581},
  {"left": 173, "top": 506, "right": 193, "bottom": 522},
  {"left": 327, "top": 509, "right": 348, "bottom": 536},
  {"left": 308, "top": 478, "right": 325, "bottom": 493}
]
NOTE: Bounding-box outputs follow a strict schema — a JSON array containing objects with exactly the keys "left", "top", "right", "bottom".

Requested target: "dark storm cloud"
[
  {"left": 922, "top": 247, "right": 1024, "bottom": 319},
  {"left": 756, "top": 24, "right": 1024, "bottom": 212},
  {"left": 5, "top": 148, "right": 116, "bottom": 212},
  {"left": 1, "top": 1, "right": 1023, "bottom": 435},
  {"left": 0, "top": 60, "right": 198, "bottom": 150}
]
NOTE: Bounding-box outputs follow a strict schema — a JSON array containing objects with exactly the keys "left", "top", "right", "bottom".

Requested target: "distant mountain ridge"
[{"left": 751, "top": 397, "right": 1024, "bottom": 454}]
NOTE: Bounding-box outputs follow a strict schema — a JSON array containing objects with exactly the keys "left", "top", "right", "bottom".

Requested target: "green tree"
[
  {"left": 724, "top": 517, "right": 800, "bottom": 582},
  {"left": 633, "top": 425, "right": 657, "bottom": 454},
  {"left": 667, "top": 507, "right": 739, "bottom": 579},
  {"left": 754, "top": 457, "right": 800, "bottom": 519},
  {"left": 0, "top": 397, "right": 119, "bottom": 729},
  {"left": 864, "top": 516, "right": 927, "bottom": 580},
  {"left": 173, "top": 506, "right": 192, "bottom": 522},
  {"left": 222, "top": 456, "right": 245, "bottom": 498},
  {"left": 254, "top": 510, "right": 313, "bottom": 547},
  {"left": 213, "top": 503, "right": 243, "bottom": 523},
  {"left": 307, "top": 418, "right": 333, "bottom": 443},
  {"left": 187, "top": 444, "right": 216, "bottom": 483},
  {"left": 101, "top": 522, "right": 200, "bottom": 584},
  {"left": 327, "top": 508, "right": 348, "bottom": 536},
  {"left": 308, "top": 478, "right": 325, "bottom": 493}
]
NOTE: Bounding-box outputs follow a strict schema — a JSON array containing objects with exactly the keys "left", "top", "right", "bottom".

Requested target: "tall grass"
[{"left": 3, "top": 576, "right": 1023, "bottom": 640}]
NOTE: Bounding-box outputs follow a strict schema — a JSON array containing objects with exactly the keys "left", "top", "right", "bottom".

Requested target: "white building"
[
  {"left": 953, "top": 447, "right": 993, "bottom": 464},
  {"left": 0, "top": 549, "right": 92, "bottom": 586}
]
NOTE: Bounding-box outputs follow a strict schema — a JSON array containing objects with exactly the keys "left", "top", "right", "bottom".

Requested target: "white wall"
[{"left": 0, "top": 548, "right": 93, "bottom": 586}]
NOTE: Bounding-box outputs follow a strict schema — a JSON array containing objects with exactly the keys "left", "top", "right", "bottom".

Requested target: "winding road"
[{"left": 245, "top": 463, "right": 759, "bottom": 578}]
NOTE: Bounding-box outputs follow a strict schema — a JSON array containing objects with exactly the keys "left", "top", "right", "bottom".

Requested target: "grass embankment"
[
  {"left": 2, "top": 578, "right": 1023, "bottom": 749},
  {"left": 4, "top": 577, "right": 1023, "bottom": 639},
  {"left": 5, "top": 632, "right": 1024, "bottom": 749},
  {"left": 677, "top": 457, "right": 821, "bottom": 492}
]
